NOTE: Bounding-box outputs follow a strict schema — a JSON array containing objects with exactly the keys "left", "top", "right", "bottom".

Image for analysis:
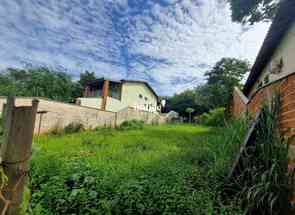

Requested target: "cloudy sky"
[{"left": 0, "top": 0, "right": 270, "bottom": 95}]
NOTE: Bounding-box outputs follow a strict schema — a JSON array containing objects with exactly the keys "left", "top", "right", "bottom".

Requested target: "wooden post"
[
  {"left": 101, "top": 80, "right": 109, "bottom": 111},
  {"left": 0, "top": 97, "right": 39, "bottom": 215},
  {"left": 37, "top": 111, "right": 48, "bottom": 136}
]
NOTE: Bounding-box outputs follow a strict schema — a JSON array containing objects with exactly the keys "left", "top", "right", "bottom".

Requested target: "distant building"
[{"left": 77, "top": 78, "right": 160, "bottom": 113}]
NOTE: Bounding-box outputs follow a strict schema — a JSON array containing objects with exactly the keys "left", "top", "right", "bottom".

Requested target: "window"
[
  {"left": 139, "top": 94, "right": 143, "bottom": 99},
  {"left": 109, "top": 82, "right": 121, "bottom": 100}
]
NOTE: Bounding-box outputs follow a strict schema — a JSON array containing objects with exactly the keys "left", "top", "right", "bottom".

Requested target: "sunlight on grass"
[{"left": 31, "top": 123, "right": 246, "bottom": 214}]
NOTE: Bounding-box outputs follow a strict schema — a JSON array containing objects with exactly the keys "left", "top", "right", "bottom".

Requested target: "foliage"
[
  {"left": 79, "top": 71, "right": 97, "bottom": 88},
  {"left": 0, "top": 68, "right": 98, "bottom": 102},
  {"left": 228, "top": 0, "right": 279, "bottom": 24},
  {"left": 64, "top": 122, "right": 85, "bottom": 134},
  {"left": 185, "top": 107, "right": 194, "bottom": 113},
  {"left": 204, "top": 58, "right": 250, "bottom": 109},
  {"left": 166, "top": 89, "right": 207, "bottom": 118},
  {"left": 196, "top": 107, "right": 226, "bottom": 127},
  {"left": 0, "top": 68, "right": 74, "bottom": 102},
  {"left": 29, "top": 123, "right": 247, "bottom": 214},
  {"left": 167, "top": 58, "right": 249, "bottom": 117},
  {"left": 228, "top": 95, "right": 291, "bottom": 214},
  {"left": 119, "top": 120, "right": 145, "bottom": 130}
]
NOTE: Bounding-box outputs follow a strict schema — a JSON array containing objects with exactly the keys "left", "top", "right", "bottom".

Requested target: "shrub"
[
  {"left": 119, "top": 120, "right": 144, "bottom": 130},
  {"left": 196, "top": 107, "right": 226, "bottom": 127},
  {"left": 64, "top": 122, "right": 84, "bottom": 134}
]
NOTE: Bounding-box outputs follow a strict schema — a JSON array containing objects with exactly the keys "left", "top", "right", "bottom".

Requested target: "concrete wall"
[
  {"left": 249, "top": 23, "right": 295, "bottom": 97},
  {"left": 106, "top": 96, "right": 126, "bottom": 112},
  {"left": 116, "top": 107, "right": 167, "bottom": 125},
  {"left": 77, "top": 98, "right": 103, "bottom": 110},
  {"left": 0, "top": 97, "right": 167, "bottom": 134},
  {"left": 0, "top": 97, "right": 116, "bottom": 134}
]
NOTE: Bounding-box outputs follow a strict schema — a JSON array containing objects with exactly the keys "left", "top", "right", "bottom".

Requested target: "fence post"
[{"left": 0, "top": 97, "right": 39, "bottom": 215}]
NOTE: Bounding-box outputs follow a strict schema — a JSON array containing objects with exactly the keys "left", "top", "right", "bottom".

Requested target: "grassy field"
[{"left": 30, "top": 123, "right": 246, "bottom": 214}]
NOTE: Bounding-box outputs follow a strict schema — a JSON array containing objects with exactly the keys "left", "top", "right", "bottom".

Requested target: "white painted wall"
[
  {"left": 249, "top": 23, "right": 295, "bottom": 97},
  {"left": 121, "top": 82, "right": 158, "bottom": 112},
  {"left": 77, "top": 98, "right": 103, "bottom": 109}
]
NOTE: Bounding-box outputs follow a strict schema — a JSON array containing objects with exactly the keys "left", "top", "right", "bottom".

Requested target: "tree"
[
  {"left": 79, "top": 71, "right": 97, "bottom": 88},
  {"left": 204, "top": 58, "right": 250, "bottom": 108},
  {"left": 185, "top": 107, "right": 195, "bottom": 123},
  {"left": 0, "top": 68, "right": 74, "bottom": 102},
  {"left": 228, "top": 0, "right": 279, "bottom": 24},
  {"left": 167, "top": 89, "right": 208, "bottom": 118}
]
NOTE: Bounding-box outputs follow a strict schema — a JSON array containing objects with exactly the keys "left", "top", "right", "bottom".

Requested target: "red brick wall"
[{"left": 234, "top": 73, "right": 295, "bottom": 142}]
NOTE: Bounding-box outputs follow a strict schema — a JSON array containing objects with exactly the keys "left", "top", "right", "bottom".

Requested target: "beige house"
[{"left": 77, "top": 78, "right": 160, "bottom": 113}]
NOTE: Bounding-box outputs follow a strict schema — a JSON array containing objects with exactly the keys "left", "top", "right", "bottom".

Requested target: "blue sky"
[{"left": 0, "top": 0, "right": 270, "bottom": 95}]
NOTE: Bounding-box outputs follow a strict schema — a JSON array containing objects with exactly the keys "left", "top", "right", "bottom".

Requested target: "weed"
[
  {"left": 227, "top": 94, "right": 291, "bottom": 214},
  {"left": 196, "top": 107, "right": 226, "bottom": 127},
  {"left": 64, "top": 122, "right": 84, "bottom": 134},
  {"left": 119, "top": 119, "right": 145, "bottom": 130},
  {"left": 30, "top": 124, "right": 246, "bottom": 214}
]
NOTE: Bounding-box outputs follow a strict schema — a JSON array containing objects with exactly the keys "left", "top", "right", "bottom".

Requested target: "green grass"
[{"left": 30, "top": 123, "right": 246, "bottom": 214}]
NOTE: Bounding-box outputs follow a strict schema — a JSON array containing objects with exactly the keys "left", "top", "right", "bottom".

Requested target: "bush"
[
  {"left": 119, "top": 120, "right": 144, "bottom": 130},
  {"left": 64, "top": 122, "right": 84, "bottom": 134},
  {"left": 196, "top": 107, "right": 226, "bottom": 127}
]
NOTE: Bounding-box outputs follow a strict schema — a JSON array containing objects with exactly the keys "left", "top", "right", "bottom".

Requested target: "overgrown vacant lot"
[{"left": 30, "top": 124, "right": 246, "bottom": 214}]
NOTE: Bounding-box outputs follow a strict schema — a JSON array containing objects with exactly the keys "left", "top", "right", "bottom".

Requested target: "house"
[
  {"left": 77, "top": 78, "right": 160, "bottom": 113},
  {"left": 232, "top": 0, "right": 295, "bottom": 127},
  {"left": 231, "top": 0, "right": 295, "bottom": 205}
]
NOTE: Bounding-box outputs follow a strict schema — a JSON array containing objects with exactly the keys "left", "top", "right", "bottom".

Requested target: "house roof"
[
  {"left": 87, "top": 78, "right": 159, "bottom": 100},
  {"left": 243, "top": 0, "right": 295, "bottom": 96}
]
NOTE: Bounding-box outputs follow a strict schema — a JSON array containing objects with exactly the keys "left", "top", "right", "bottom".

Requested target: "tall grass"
[{"left": 228, "top": 95, "right": 292, "bottom": 214}]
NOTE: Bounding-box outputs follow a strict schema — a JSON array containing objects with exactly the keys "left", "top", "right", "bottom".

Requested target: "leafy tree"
[
  {"left": 228, "top": 0, "right": 279, "bottom": 24},
  {"left": 167, "top": 58, "right": 249, "bottom": 117},
  {"left": 205, "top": 58, "right": 250, "bottom": 108},
  {"left": 167, "top": 89, "right": 208, "bottom": 118},
  {"left": 71, "top": 82, "right": 84, "bottom": 99},
  {"left": 0, "top": 68, "right": 74, "bottom": 102},
  {"left": 185, "top": 107, "right": 195, "bottom": 123},
  {"left": 79, "top": 71, "right": 97, "bottom": 88}
]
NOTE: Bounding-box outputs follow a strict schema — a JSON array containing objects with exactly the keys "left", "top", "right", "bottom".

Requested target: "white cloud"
[{"left": 0, "top": 0, "right": 270, "bottom": 95}]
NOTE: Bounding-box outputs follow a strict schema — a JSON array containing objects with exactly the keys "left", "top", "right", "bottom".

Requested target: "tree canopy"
[
  {"left": 0, "top": 68, "right": 96, "bottom": 102},
  {"left": 167, "top": 58, "right": 250, "bottom": 118},
  {"left": 228, "top": 0, "right": 279, "bottom": 24}
]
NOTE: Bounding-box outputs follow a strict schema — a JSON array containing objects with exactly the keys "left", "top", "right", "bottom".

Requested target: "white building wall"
[
  {"left": 120, "top": 82, "right": 158, "bottom": 112},
  {"left": 77, "top": 82, "right": 159, "bottom": 113},
  {"left": 249, "top": 23, "right": 295, "bottom": 96}
]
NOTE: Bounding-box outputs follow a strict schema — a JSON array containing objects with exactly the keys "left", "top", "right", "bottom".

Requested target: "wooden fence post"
[{"left": 0, "top": 97, "right": 39, "bottom": 215}]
